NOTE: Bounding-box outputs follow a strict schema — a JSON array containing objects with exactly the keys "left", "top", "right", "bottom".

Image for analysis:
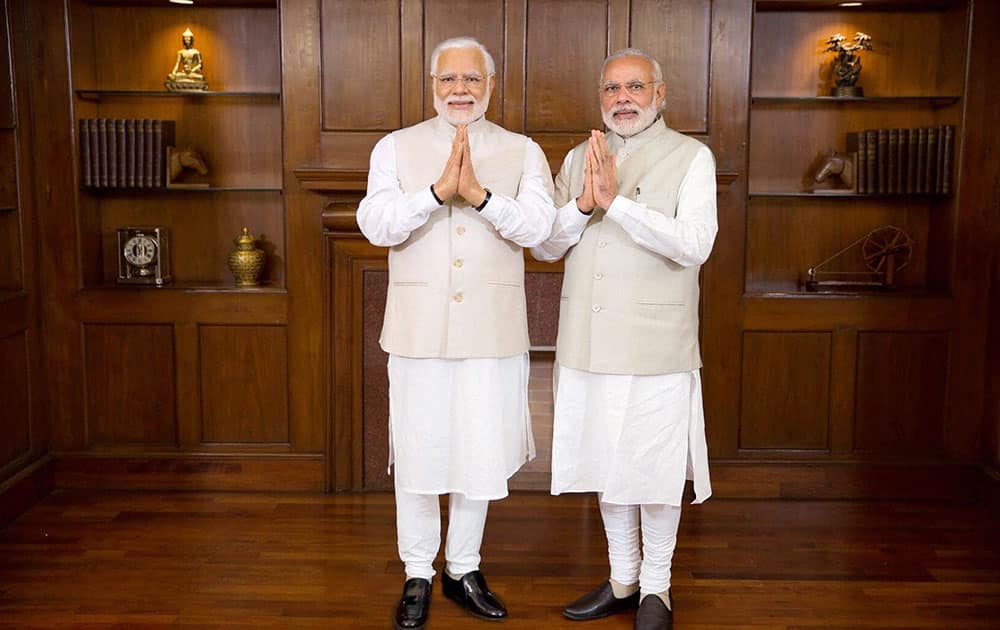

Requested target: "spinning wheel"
[
  {"left": 806, "top": 225, "right": 915, "bottom": 291},
  {"left": 862, "top": 226, "right": 913, "bottom": 278}
]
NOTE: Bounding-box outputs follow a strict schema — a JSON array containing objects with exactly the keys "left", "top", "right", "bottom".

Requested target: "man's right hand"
[
  {"left": 575, "top": 130, "right": 599, "bottom": 214},
  {"left": 433, "top": 126, "right": 464, "bottom": 203}
]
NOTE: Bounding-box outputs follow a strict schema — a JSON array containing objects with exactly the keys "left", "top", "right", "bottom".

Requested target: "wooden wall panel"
[
  {"left": 321, "top": 0, "right": 400, "bottom": 131},
  {"left": 751, "top": 9, "right": 967, "bottom": 98},
  {"left": 71, "top": 6, "right": 280, "bottom": 92},
  {"left": 524, "top": 0, "right": 608, "bottom": 132},
  {"left": 199, "top": 324, "right": 289, "bottom": 444},
  {"left": 629, "top": 0, "right": 711, "bottom": 133},
  {"left": 0, "top": 129, "right": 15, "bottom": 206},
  {"left": 84, "top": 324, "right": 177, "bottom": 445},
  {"left": 0, "top": 7, "right": 12, "bottom": 130},
  {"left": 0, "top": 331, "right": 30, "bottom": 468},
  {"left": 739, "top": 332, "right": 831, "bottom": 450},
  {"left": 854, "top": 332, "right": 948, "bottom": 455},
  {"left": 422, "top": 0, "right": 505, "bottom": 124}
]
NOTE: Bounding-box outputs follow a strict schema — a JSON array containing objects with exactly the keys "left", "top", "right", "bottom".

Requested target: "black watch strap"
[{"left": 475, "top": 188, "right": 492, "bottom": 212}]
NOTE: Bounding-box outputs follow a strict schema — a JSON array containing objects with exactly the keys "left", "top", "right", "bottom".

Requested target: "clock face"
[{"left": 123, "top": 235, "right": 158, "bottom": 267}]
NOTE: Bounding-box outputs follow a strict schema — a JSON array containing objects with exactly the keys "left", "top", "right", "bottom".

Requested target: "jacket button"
[
  {"left": 592, "top": 304, "right": 601, "bottom": 312},
  {"left": 454, "top": 259, "right": 464, "bottom": 268},
  {"left": 593, "top": 272, "right": 603, "bottom": 280},
  {"left": 456, "top": 226, "right": 466, "bottom": 235},
  {"left": 454, "top": 292, "right": 463, "bottom": 303},
  {"left": 598, "top": 240, "right": 608, "bottom": 248}
]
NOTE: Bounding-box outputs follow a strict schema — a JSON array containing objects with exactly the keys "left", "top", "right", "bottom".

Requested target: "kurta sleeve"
[
  {"left": 529, "top": 149, "right": 592, "bottom": 262},
  {"left": 477, "top": 139, "right": 557, "bottom": 248},
  {"left": 356, "top": 134, "right": 443, "bottom": 247}
]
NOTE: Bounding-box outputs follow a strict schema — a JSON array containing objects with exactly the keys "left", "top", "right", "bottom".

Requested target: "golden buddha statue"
[{"left": 166, "top": 28, "right": 208, "bottom": 91}]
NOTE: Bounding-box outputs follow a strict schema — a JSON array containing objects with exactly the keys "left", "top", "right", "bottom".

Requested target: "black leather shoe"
[
  {"left": 634, "top": 593, "right": 673, "bottom": 630},
  {"left": 395, "top": 578, "right": 431, "bottom": 629},
  {"left": 442, "top": 570, "right": 507, "bottom": 620},
  {"left": 563, "top": 581, "right": 640, "bottom": 621}
]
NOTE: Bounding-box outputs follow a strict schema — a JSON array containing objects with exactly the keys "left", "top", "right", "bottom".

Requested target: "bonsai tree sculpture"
[{"left": 825, "top": 32, "right": 873, "bottom": 97}]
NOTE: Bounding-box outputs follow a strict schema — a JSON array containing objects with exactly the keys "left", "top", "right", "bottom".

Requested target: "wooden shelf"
[
  {"left": 749, "top": 192, "right": 950, "bottom": 199},
  {"left": 0, "top": 206, "right": 16, "bottom": 213},
  {"left": 755, "top": 0, "right": 963, "bottom": 10},
  {"left": 745, "top": 289, "right": 950, "bottom": 300},
  {"left": 752, "top": 96, "right": 960, "bottom": 107},
  {"left": 83, "top": 282, "right": 285, "bottom": 294},
  {"left": 76, "top": 89, "right": 280, "bottom": 101},
  {"left": 83, "top": 187, "right": 282, "bottom": 194}
]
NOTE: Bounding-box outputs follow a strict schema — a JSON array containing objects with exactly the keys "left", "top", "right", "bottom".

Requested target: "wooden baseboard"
[
  {"left": 706, "top": 460, "right": 981, "bottom": 500},
  {"left": 0, "top": 454, "right": 55, "bottom": 526},
  {"left": 54, "top": 453, "right": 324, "bottom": 492}
]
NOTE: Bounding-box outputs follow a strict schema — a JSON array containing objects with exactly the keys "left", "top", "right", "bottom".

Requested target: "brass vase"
[{"left": 227, "top": 227, "right": 266, "bottom": 286}]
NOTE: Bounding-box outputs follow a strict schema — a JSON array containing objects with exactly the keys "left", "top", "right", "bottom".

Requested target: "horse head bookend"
[{"left": 166, "top": 146, "right": 210, "bottom": 189}]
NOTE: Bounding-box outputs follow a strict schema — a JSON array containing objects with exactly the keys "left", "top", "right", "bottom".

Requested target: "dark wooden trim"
[
  {"left": 0, "top": 455, "right": 55, "bottom": 526},
  {"left": 53, "top": 453, "right": 324, "bottom": 492},
  {"left": 75, "top": 289, "right": 288, "bottom": 325},
  {"left": 708, "top": 460, "right": 981, "bottom": 500},
  {"left": 0, "top": 291, "right": 28, "bottom": 338}
]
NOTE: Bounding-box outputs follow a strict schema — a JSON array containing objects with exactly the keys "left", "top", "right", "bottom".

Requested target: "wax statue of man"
[
  {"left": 357, "top": 36, "right": 556, "bottom": 630},
  {"left": 531, "top": 48, "right": 718, "bottom": 630}
]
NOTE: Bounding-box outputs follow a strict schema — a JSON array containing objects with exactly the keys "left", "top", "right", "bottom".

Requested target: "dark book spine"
[
  {"left": 89, "top": 119, "right": 100, "bottom": 188},
  {"left": 107, "top": 118, "right": 117, "bottom": 187},
  {"left": 126, "top": 120, "right": 135, "bottom": 188},
  {"left": 935, "top": 125, "right": 946, "bottom": 194},
  {"left": 942, "top": 124, "right": 955, "bottom": 195},
  {"left": 877, "top": 128, "right": 888, "bottom": 194},
  {"left": 866, "top": 129, "right": 877, "bottom": 194},
  {"left": 907, "top": 127, "right": 918, "bottom": 194},
  {"left": 97, "top": 118, "right": 108, "bottom": 188},
  {"left": 117, "top": 120, "right": 126, "bottom": 188},
  {"left": 144, "top": 119, "right": 153, "bottom": 188},
  {"left": 80, "top": 119, "right": 91, "bottom": 187},
  {"left": 896, "top": 129, "right": 907, "bottom": 195},
  {"left": 851, "top": 131, "right": 866, "bottom": 193},
  {"left": 916, "top": 127, "right": 926, "bottom": 194},
  {"left": 888, "top": 128, "right": 899, "bottom": 194},
  {"left": 926, "top": 125, "right": 938, "bottom": 195},
  {"left": 135, "top": 119, "right": 145, "bottom": 188}
]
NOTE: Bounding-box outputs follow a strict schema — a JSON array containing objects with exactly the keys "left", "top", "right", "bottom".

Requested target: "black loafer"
[
  {"left": 563, "top": 581, "right": 640, "bottom": 621},
  {"left": 634, "top": 592, "right": 673, "bottom": 630},
  {"left": 442, "top": 570, "right": 507, "bottom": 620},
  {"left": 395, "top": 578, "right": 431, "bottom": 629}
]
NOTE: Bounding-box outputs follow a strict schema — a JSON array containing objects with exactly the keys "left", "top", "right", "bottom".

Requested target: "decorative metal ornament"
[
  {"left": 166, "top": 27, "right": 208, "bottom": 91},
  {"left": 825, "top": 32, "right": 873, "bottom": 97},
  {"left": 227, "top": 227, "right": 266, "bottom": 286}
]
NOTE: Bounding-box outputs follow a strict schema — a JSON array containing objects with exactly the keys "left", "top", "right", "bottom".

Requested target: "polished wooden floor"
[{"left": 1, "top": 491, "right": 998, "bottom": 628}]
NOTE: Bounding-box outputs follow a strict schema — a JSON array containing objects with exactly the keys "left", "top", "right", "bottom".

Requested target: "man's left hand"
[
  {"left": 589, "top": 131, "right": 618, "bottom": 209},
  {"left": 458, "top": 126, "right": 488, "bottom": 207}
]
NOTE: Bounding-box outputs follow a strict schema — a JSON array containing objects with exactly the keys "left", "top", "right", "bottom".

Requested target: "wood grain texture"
[
  {"left": 524, "top": 0, "right": 607, "bottom": 133},
  {"left": 199, "top": 325, "right": 289, "bottom": 444},
  {"left": 0, "top": 330, "right": 31, "bottom": 468},
  {"left": 84, "top": 324, "right": 177, "bottom": 446},
  {"left": 854, "top": 332, "right": 949, "bottom": 456},
  {"left": 739, "top": 332, "right": 831, "bottom": 450},
  {"left": 1, "top": 490, "right": 998, "bottom": 628},
  {"left": 321, "top": 0, "right": 401, "bottom": 131}
]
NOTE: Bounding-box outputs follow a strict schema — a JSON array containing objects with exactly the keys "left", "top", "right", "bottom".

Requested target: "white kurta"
[
  {"left": 533, "top": 143, "right": 717, "bottom": 507},
  {"left": 359, "top": 127, "right": 555, "bottom": 500}
]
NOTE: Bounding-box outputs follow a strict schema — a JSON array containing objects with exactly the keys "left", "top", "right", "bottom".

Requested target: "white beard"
[
  {"left": 602, "top": 101, "right": 659, "bottom": 137},
  {"left": 434, "top": 88, "right": 491, "bottom": 126}
]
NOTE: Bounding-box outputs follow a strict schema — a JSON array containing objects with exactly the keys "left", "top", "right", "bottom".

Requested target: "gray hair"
[
  {"left": 600, "top": 47, "right": 665, "bottom": 111},
  {"left": 430, "top": 37, "right": 496, "bottom": 76}
]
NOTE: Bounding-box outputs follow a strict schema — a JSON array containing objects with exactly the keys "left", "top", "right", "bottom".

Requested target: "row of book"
[
  {"left": 80, "top": 119, "right": 176, "bottom": 189},
  {"left": 847, "top": 125, "right": 954, "bottom": 195}
]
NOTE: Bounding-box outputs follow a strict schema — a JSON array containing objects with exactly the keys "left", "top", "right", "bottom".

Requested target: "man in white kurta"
[
  {"left": 531, "top": 48, "right": 717, "bottom": 630},
  {"left": 356, "top": 37, "right": 555, "bottom": 630}
]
